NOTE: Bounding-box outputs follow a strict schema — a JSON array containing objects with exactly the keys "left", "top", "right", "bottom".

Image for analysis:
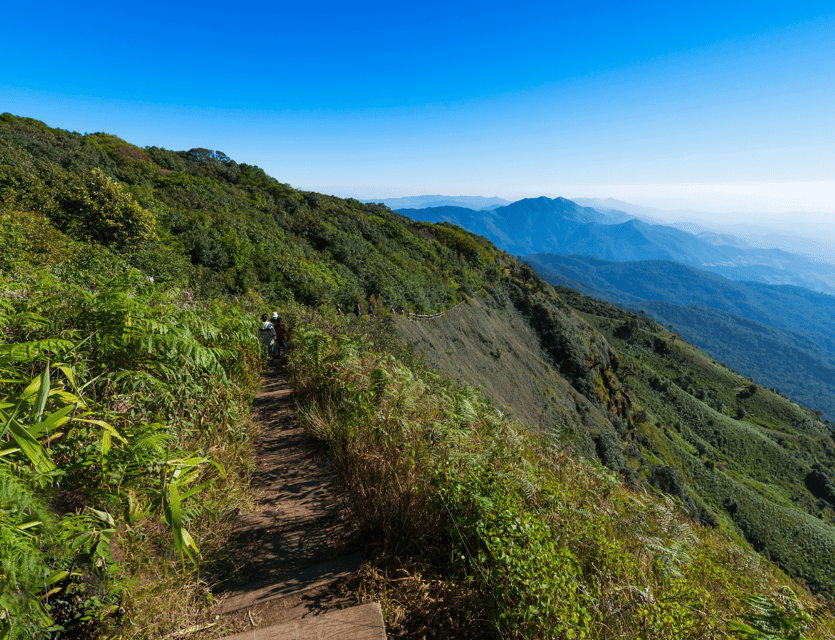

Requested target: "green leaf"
[
  {"left": 30, "top": 364, "right": 51, "bottom": 421},
  {"left": 46, "top": 569, "right": 70, "bottom": 586},
  {"left": 4, "top": 414, "right": 56, "bottom": 472},
  {"left": 181, "top": 526, "right": 199, "bottom": 556},
  {"left": 76, "top": 418, "right": 128, "bottom": 443},
  {"left": 101, "top": 430, "right": 111, "bottom": 457},
  {"left": 56, "top": 365, "right": 77, "bottom": 389},
  {"left": 168, "top": 482, "right": 184, "bottom": 554},
  {"left": 166, "top": 455, "right": 209, "bottom": 467},
  {"left": 29, "top": 403, "right": 75, "bottom": 439},
  {"left": 177, "top": 481, "right": 211, "bottom": 502},
  {"left": 89, "top": 507, "right": 116, "bottom": 528},
  {"left": 15, "top": 520, "right": 43, "bottom": 531}
]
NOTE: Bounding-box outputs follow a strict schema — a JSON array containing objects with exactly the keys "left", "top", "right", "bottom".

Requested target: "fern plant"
[
  {"left": 730, "top": 590, "right": 811, "bottom": 640},
  {"left": 0, "top": 268, "right": 262, "bottom": 635},
  {"left": 0, "top": 470, "right": 63, "bottom": 640}
]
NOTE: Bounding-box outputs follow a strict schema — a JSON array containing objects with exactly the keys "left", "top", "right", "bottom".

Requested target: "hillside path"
[{"left": 215, "top": 359, "right": 382, "bottom": 638}]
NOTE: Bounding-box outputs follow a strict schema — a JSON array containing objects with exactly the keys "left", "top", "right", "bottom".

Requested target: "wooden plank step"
[
  {"left": 221, "top": 553, "right": 364, "bottom": 613},
  {"left": 221, "top": 602, "right": 386, "bottom": 640}
]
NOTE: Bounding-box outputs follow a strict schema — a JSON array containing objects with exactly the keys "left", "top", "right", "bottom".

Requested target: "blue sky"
[{"left": 4, "top": 1, "right": 835, "bottom": 222}]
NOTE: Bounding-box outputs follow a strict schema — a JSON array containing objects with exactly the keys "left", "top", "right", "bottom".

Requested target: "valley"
[{"left": 527, "top": 253, "right": 835, "bottom": 421}]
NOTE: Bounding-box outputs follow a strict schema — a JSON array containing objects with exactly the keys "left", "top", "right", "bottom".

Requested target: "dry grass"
[
  {"left": 283, "top": 315, "right": 835, "bottom": 639},
  {"left": 340, "top": 555, "right": 501, "bottom": 640}
]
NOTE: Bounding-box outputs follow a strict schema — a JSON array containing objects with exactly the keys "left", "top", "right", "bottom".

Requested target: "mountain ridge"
[
  {"left": 398, "top": 196, "right": 835, "bottom": 295},
  {"left": 362, "top": 194, "right": 510, "bottom": 210},
  {"left": 3, "top": 113, "right": 835, "bottom": 636}
]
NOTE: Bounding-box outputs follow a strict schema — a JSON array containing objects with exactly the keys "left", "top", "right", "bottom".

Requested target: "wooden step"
[
  {"left": 221, "top": 602, "right": 386, "bottom": 640},
  {"left": 221, "top": 552, "right": 364, "bottom": 613}
]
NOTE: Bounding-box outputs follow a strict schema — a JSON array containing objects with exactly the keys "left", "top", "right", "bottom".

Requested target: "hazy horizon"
[
  {"left": 356, "top": 191, "right": 835, "bottom": 237},
  {"left": 358, "top": 193, "right": 835, "bottom": 260}
]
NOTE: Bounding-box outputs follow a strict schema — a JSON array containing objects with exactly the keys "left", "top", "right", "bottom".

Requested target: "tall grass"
[{"left": 284, "top": 311, "right": 835, "bottom": 639}]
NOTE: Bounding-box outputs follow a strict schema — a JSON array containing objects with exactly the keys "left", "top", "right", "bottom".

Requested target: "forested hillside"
[
  {"left": 0, "top": 113, "right": 504, "bottom": 313},
  {"left": 527, "top": 253, "right": 835, "bottom": 420},
  {"left": 553, "top": 288, "right": 835, "bottom": 592},
  {"left": 2, "top": 113, "right": 835, "bottom": 639}
]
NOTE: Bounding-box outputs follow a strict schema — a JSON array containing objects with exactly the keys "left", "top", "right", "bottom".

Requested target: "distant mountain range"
[
  {"left": 392, "top": 194, "right": 835, "bottom": 418},
  {"left": 573, "top": 197, "right": 835, "bottom": 265},
  {"left": 363, "top": 194, "right": 510, "bottom": 211},
  {"left": 396, "top": 196, "right": 835, "bottom": 295},
  {"left": 527, "top": 253, "right": 835, "bottom": 420}
]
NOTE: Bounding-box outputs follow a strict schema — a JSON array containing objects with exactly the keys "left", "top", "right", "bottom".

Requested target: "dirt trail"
[{"left": 215, "top": 359, "right": 370, "bottom": 636}]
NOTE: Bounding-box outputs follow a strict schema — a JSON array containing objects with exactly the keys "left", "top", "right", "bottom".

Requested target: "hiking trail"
[{"left": 215, "top": 359, "right": 385, "bottom": 639}]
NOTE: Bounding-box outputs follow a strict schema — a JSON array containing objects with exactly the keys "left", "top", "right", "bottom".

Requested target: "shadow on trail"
[{"left": 212, "top": 358, "right": 362, "bottom": 618}]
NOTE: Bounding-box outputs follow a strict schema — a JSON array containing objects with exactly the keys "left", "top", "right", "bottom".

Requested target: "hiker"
[
  {"left": 354, "top": 302, "right": 361, "bottom": 317},
  {"left": 336, "top": 303, "right": 345, "bottom": 316},
  {"left": 258, "top": 313, "right": 276, "bottom": 356},
  {"left": 369, "top": 306, "right": 375, "bottom": 320},
  {"left": 390, "top": 306, "right": 395, "bottom": 315},
  {"left": 273, "top": 316, "right": 289, "bottom": 355}
]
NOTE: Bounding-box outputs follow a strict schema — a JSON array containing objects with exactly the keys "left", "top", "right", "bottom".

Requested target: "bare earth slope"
[{"left": 397, "top": 286, "right": 624, "bottom": 461}]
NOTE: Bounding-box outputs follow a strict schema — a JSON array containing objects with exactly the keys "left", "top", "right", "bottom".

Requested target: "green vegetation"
[
  {"left": 0, "top": 113, "right": 505, "bottom": 312},
  {"left": 0, "top": 112, "right": 511, "bottom": 636},
  {"left": 526, "top": 253, "right": 835, "bottom": 420},
  {"left": 557, "top": 287, "right": 835, "bottom": 597},
  {"left": 632, "top": 300, "right": 835, "bottom": 422},
  {"left": 286, "top": 309, "right": 835, "bottom": 639},
  {"left": 0, "top": 245, "right": 261, "bottom": 636},
  {"left": 2, "top": 112, "right": 835, "bottom": 638}
]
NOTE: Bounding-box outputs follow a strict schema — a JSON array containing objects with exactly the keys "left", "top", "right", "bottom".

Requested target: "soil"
[{"left": 212, "top": 358, "right": 364, "bottom": 635}]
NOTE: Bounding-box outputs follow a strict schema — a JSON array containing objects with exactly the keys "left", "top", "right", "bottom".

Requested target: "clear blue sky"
[{"left": 4, "top": 1, "right": 835, "bottom": 221}]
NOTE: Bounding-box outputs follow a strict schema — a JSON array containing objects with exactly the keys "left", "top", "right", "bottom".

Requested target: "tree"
[{"left": 520, "top": 262, "right": 536, "bottom": 284}]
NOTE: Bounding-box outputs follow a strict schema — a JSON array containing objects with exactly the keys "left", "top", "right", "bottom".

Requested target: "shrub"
[
  {"left": 594, "top": 429, "right": 626, "bottom": 473},
  {"left": 55, "top": 168, "right": 156, "bottom": 249}
]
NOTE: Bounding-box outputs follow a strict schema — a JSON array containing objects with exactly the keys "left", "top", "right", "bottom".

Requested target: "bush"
[
  {"left": 650, "top": 465, "right": 698, "bottom": 516},
  {"left": 55, "top": 168, "right": 156, "bottom": 249},
  {"left": 594, "top": 429, "right": 626, "bottom": 473}
]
